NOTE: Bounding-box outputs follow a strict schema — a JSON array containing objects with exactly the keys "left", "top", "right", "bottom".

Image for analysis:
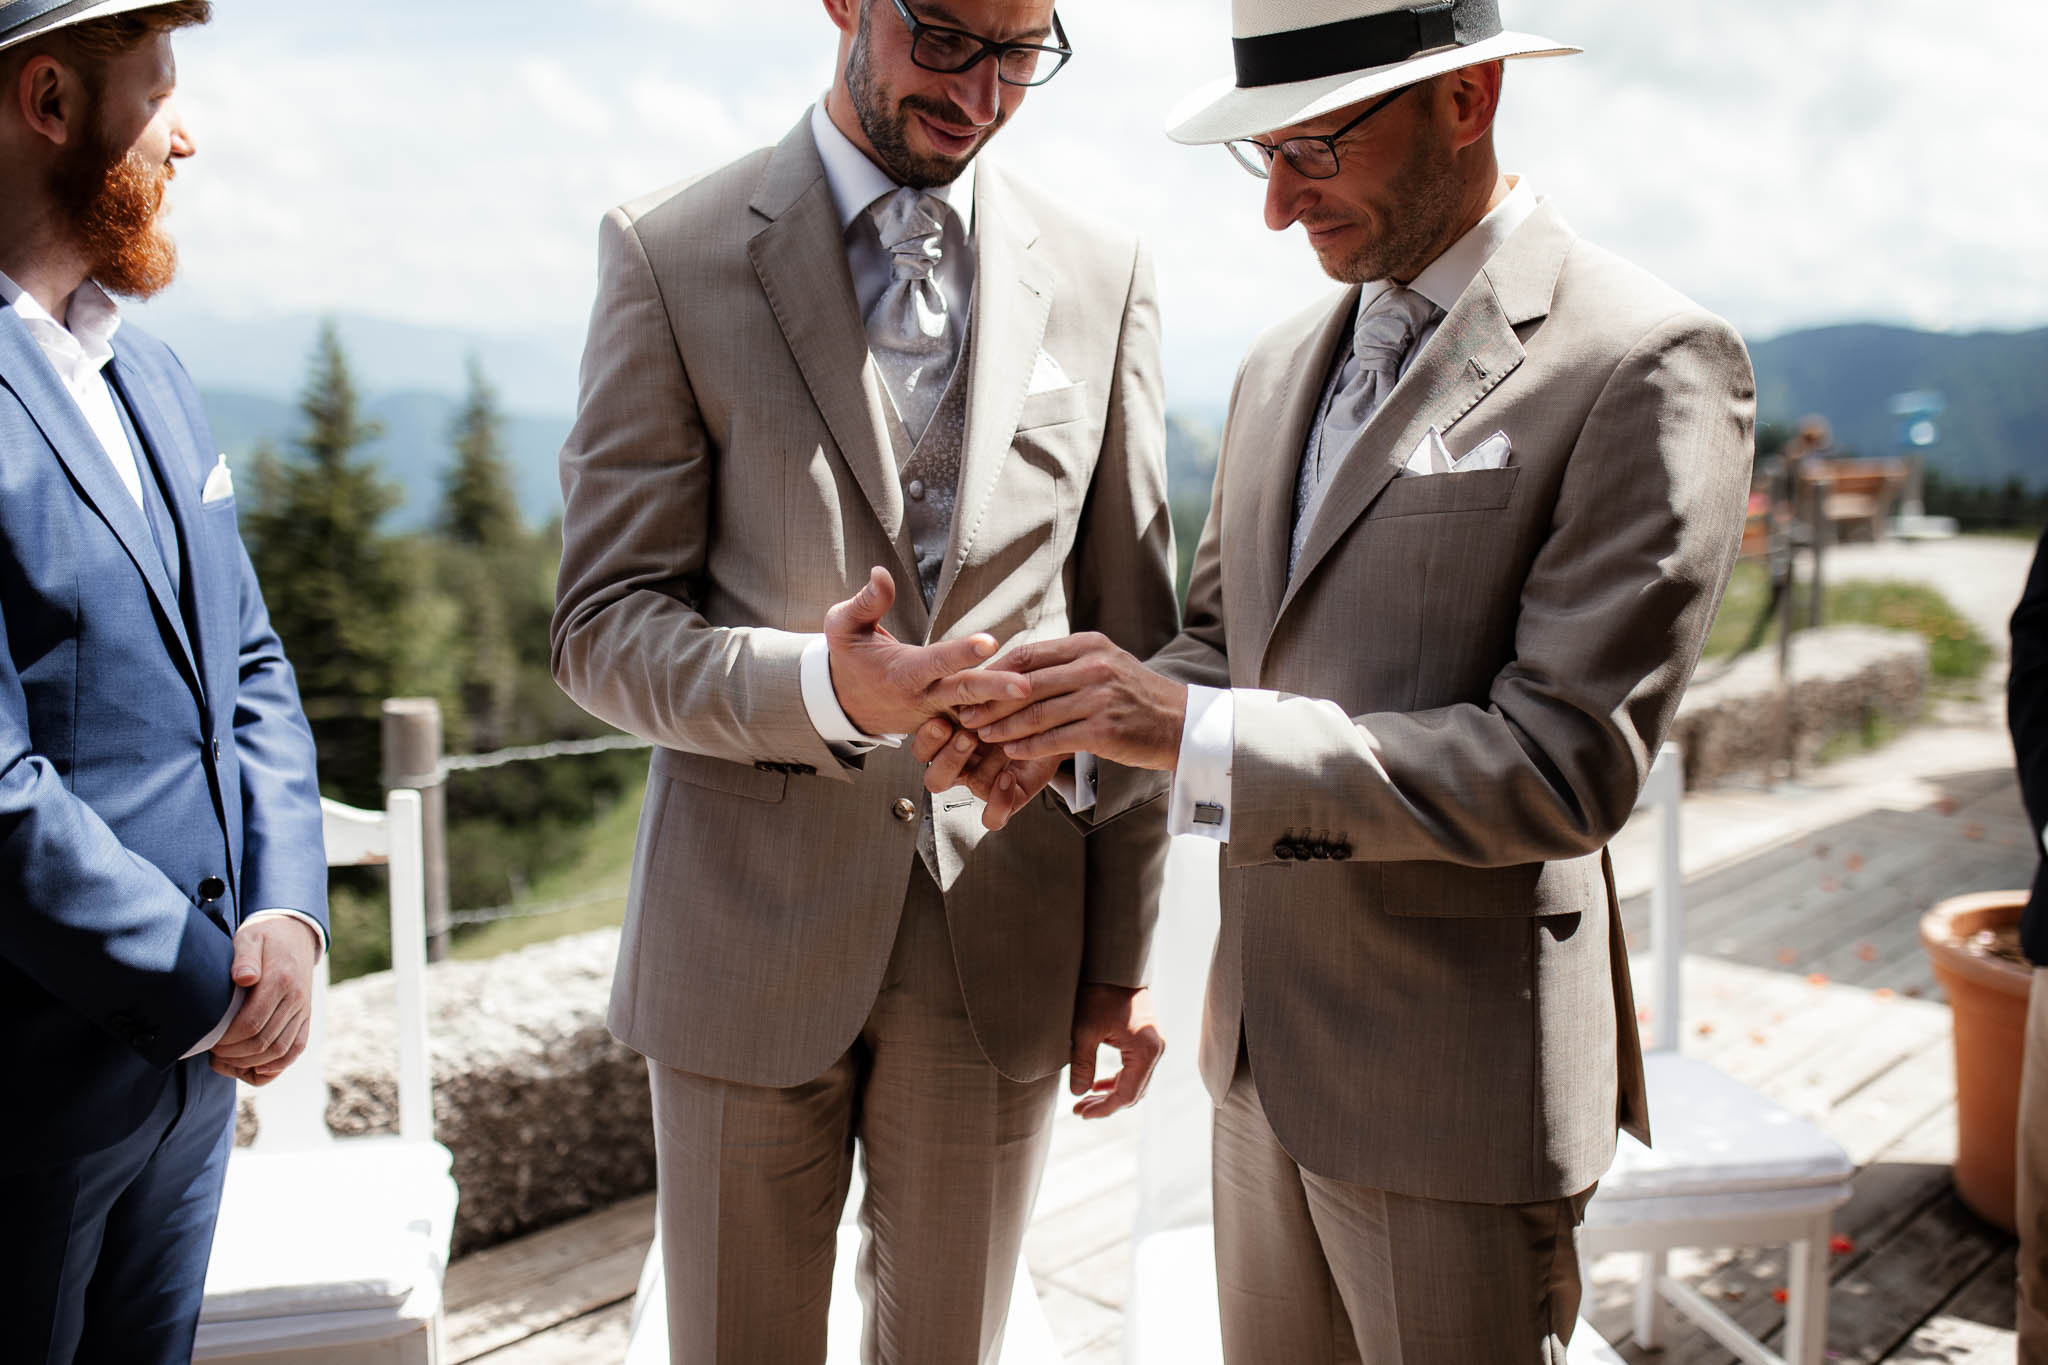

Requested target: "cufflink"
[{"left": 1194, "top": 803, "right": 1225, "bottom": 827}]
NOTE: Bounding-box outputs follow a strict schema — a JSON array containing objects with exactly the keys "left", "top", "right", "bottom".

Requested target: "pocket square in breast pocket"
[
  {"left": 1026, "top": 349, "right": 1073, "bottom": 396},
  {"left": 202, "top": 454, "right": 235, "bottom": 505}
]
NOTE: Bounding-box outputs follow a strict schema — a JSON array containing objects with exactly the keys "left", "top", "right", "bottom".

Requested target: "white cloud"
[{"left": 134, "top": 0, "right": 2048, "bottom": 413}]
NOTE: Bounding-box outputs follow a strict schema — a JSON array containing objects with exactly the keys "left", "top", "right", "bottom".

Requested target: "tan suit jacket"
[
  {"left": 1154, "top": 202, "right": 1754, "bottom": 1206},
  {"left": 554, "top": 117, "right": 1178, "bottom": 1089}
]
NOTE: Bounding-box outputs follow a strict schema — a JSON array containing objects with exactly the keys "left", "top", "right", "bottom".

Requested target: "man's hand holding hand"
[
  {"left": 210, "top": 916, "right": 321, "bottom": 1086},
  {"left": 825, "top": 567, "right": 1029, "bottom": 736},
  {"left": 914, "top": 720, "right": 1063, "bottom": 830},
  {"left": 1069, "top": 983, "right": 1164, "bottom": 1120},
  {"left": 957, "top": 633, "right": 1187, "bottom": 772}
]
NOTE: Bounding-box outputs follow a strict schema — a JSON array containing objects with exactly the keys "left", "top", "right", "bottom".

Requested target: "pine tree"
[
  {"left": 440, "top": 359, "right": 523, "bottom": 550},
  {"left": 244, "top": 321, "right": 419, "bottom": 804}
]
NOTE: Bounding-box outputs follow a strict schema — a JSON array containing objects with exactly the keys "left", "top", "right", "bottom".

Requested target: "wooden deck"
[{"left": 442, "top": 754, "right": 2037, "bottom": 1365}]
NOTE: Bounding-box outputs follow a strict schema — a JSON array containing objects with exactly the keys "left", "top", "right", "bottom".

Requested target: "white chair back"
[
  {"left": 1633, "top": 744, "right": 1687, "bottom": 1055},
  {"left": 245, "top": 790, "right": 431, "bottom": 1152}
]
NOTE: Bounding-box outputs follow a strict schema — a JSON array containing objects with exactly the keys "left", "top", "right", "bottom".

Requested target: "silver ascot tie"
[
  {"left": 866, "top": 186, "right": 958, "bottom": 439},
  {"left": 1290, "top": 284, "right": 1440, "bottom": 575}
]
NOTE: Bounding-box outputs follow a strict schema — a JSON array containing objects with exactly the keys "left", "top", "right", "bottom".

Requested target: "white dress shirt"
[
  {"left": 1169, "top": 179, "right": 1539, "bottom": 842},
  {"left": 0, "top": 271, "right": 325, "bottom": 1057}
]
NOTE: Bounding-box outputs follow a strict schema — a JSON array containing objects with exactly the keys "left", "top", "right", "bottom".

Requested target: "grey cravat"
[
  {"left": 866, "top": 187, "right": 958, "bottom": 440},
  {"left": 1290, "top": 284, "right": 1439, "bottom": 575}
]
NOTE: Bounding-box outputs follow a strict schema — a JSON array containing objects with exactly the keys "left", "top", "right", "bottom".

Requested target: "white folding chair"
[
  {"left": 1581, "top": 745, "right": 1854, "bottom": 1365},
  {"left": 194, "top": 792, "right": 459, "bottom": 1364}
]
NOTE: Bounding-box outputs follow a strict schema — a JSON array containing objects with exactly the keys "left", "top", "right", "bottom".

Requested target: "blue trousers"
[{"left": 3, "top": 1057, "right": 235, "bottom": 1365}]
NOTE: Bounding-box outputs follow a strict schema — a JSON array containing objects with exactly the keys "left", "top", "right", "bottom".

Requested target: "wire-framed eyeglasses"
[
  {"left": 1226, "top": 83, "right": 1417, "bottom": 181},
  {"left": 887, "top": 0, "right": 1073, "bottom": 88}
]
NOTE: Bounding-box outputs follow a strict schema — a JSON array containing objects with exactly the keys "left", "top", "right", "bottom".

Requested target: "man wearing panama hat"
[
  {"left": 924, "top": 0, "right": 1757, "bottom": 1356},
  {"left": 0, "top": 3, "right": 330, "bottom": 1360}
]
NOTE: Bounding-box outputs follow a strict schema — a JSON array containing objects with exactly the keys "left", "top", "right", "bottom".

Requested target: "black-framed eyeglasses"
[
  {"left": 887, "top": 0, "right": 1073, "bottom": 88},
  {"left": 1226, "top": 83, "right": 1416, "bottom": 181}
]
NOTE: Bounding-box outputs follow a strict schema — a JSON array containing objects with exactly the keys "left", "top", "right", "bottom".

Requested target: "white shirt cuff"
[
  {"left": 798, "top": 634, "right": 904, "bottom": 753},
  {"left": 1048, "top": 753, "right": 1098, "bottom": 813},
  {"left": 1168, "top": 686, "right": 1234, "bottom": 841},
  {"left": 180, "top": 909, "right": 328, "bottom": 1060}
]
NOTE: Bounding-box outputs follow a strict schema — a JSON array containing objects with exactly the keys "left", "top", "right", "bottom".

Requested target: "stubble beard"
[
  {"left": 847, "top": 0, "right": 1003, "bottom": 190},
  {"left": 50, "top": 114, "right": 180, "bottom": 300},
  {"left": 1312, "top": 121, "right": 1463, "bottom": 286}
]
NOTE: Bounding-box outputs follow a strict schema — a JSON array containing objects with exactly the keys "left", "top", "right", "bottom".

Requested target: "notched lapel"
[
  {"left": 1275, "top": 274, "right": 1531, "bottom": 625},
  {"left": 0, "top": 315, "right": 202, "bottom": 700},
  {"left": 932, "top": 169, "right": 1052, "bottom": 622},
  {"left": 109, "top": 348, "right": 212, "bottom": 704},
  {"left": 745, "top": 124, "right": 923, "bottom": 620},
  {"left": 1241, "top": 289, "right": 1355, "bottom": 674}
]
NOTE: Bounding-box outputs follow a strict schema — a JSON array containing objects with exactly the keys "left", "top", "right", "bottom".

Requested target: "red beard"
[{"left": 52, "top": 135, "right": 179, "bottom": 300}]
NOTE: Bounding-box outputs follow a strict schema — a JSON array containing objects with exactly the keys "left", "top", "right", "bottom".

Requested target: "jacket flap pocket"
[
  {"left": 1367, "top": 466, "right": 1520, "bottom": 521},
  {"left": 1015, "top": 382, "right": 1090, "bottom": 432},
  {"left": 652, "top": 746, "right": 788, "bottom": 803}
]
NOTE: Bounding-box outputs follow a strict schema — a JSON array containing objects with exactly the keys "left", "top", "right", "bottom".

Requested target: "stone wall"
[
  {"left": 1670, "top": 625, "right": 1930, "bottom": 789},
  {"left": 242, "top": 928, "right": 653, "bottom": 1256}
]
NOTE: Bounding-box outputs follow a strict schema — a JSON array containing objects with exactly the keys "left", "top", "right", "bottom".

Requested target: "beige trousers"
[
  {"left": 647, "top": 866, "right": 1061, "bottom": 1365},
  {"left": 2018, "top": 966, "right": 2048, "bottom": 1362},
  {"left": 1212, "top": 1053, "right": 1591, "bottom": 1365}
]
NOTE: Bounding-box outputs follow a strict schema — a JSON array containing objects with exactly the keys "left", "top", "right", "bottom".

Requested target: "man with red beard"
[
  {"left": 551, "top": 0, "right": 1177, "bottom": 1359},
  {"left": 0, "top": 4, "right": 329, "bottom": 1361}
]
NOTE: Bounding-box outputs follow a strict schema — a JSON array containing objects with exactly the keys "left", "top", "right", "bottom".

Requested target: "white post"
[
  {"left": 1650, "top": 744, "right": 1686, "bottom": 1055},
  {"left": 386, "top": 789, "right": 434, "bottom": 1143}
]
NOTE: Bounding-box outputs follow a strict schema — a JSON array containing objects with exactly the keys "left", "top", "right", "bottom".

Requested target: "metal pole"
[
  {"left": 382, "top": 698, "right": 450, "bottom": 963},
  {"left": 1774, "top": 458, "right": 1798, "bottom": 786},
  {"left": 1807, "top": 471, "right": 1827, "bottom": 629}
]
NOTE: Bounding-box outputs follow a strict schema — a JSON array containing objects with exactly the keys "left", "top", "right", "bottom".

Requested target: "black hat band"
[{"left": 1232, "top": 0, "right": 1504, "bottom": 89}]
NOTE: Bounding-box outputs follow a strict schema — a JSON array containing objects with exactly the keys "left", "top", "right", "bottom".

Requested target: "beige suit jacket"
[
  {"left": 1154, "top": 202, "right": 1754, "bottom": 1206},
  {"left": 553, "top": 117, "right": 1178, "bottom": 1089}
]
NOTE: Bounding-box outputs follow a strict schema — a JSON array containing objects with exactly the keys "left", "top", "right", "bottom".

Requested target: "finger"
[
  {"left": 902, "top": 637, "right": 1006, "bottom": 692},
  {"left": 923, "top": 728, "right": 982, "bottom": 794},
  {"left": 215, "top": 981, "right": 283, "bottom": 1054},
  {"left": 955, "top": 658, "right": 1098, "bottom": 727},
  {"left": 1069, "top": 1035, "right": 1098, "bottom": 1098},
  {"left": 231, "top": 928, "right": 265, "bottom": 989},
  {"left": 925, "top": 663, "right": 1028, "bottom": 710},
  {"left": 983, "top": 633, "right": 1096, "bottom": 677},
  {"left": 998, "top": 720, "right": 1095, "bottom": 763},
  {"left": 974, "top": 681, "right": 1103, "bottom": 744},
  {"left": 912, "top": 718, "right": 959, "bottom": 765},
  {"left": 960, "top": 743, "right": 1014, "bottom": 799},
  {"left": 824, "top": 566, "right": 896, "bottom": 640},
  {"left": 979, "top": 763, "right": 1051, "bottom": 830}
]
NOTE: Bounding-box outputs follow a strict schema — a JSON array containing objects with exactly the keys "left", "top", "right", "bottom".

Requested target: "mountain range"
[{"left": 167, "top": 311, "right": 2048, "bottom": 531}]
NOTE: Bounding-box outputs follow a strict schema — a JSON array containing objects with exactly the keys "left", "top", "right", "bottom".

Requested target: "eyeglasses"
[
  {"left": 1226, "top": 83, "right": 1416, "bottom": 181},
  {"left": 887, "top": 0, "right": 1073, "bottom": 88}
]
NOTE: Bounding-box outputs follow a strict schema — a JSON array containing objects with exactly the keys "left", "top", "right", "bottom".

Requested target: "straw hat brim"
[
  {"left": 0, "top": 0, "right": 183, "bottom": 54},
  {"left": 1167, "top": 30, "right": 1579, "bottom": 145}
]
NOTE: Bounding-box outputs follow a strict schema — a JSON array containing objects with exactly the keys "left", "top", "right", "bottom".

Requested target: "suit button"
[
  {"left": 908, "top": 479, "right": 926, "bottom": 502},
  {"left": 892, "top": 798, "right": 917, "bottom": 823},
  {"left": 198, "top": 876, "right": 227, "bottom": 904}
]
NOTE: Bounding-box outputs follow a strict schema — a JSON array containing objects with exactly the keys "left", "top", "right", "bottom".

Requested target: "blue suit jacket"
[{"left": 0, "top": 311, "right": 328, "bottom": 1162}]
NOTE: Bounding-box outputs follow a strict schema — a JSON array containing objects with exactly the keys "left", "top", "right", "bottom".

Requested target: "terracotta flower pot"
[{"left": 1920, "top": 890, "right": 2035, "bottom": 1233}]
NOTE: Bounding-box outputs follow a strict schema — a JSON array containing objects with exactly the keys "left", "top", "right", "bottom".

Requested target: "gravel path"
[{"left": 1821, "top": 533, "right": 2038, "bottom": 659}]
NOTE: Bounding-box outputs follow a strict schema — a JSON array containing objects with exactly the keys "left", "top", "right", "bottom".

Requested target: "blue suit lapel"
[
  {"left": 0, "top": 313, "right": 205, "bottom": 705},
  {"left": 107, "top": 346, "right": 213, "bottom": 706}
]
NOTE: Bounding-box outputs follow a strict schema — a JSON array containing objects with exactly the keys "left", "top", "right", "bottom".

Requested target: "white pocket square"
[
  {"left": 1026, "top": 349, "right": 1073, "bottom": 396},
  {"left": 202, "top": 454, "right": 235, "bottom": 504},
  {"left": 1400, "top": 427, "right": 1512, "bottom": 477}
]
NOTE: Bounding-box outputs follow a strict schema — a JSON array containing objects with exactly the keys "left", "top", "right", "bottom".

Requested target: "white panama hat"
[
  {"left": 0, "top": 0, "right": 185, "bottom": 54},
  {"left": 1167, "top": 0, "right": 1579, "bottom": 145}
]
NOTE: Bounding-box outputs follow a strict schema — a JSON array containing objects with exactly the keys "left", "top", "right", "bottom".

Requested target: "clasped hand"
[
  {"left": 210, "top": 915, "right": 322, "bottom": 1085},
  {"left": 916, "top": 633, "right": 1187, "bottom": 831}
]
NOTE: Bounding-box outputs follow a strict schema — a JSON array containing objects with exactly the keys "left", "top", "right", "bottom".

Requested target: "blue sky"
[{"left": 131, "top": 0, "right": 2048, "bottom": 414}]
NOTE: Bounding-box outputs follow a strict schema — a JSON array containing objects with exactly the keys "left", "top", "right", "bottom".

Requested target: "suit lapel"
[
  {"left": 1240, "top": 289, "right": 1355, "bottom": 675},
  {"left": 930, "top": 165, "right": 1053, "bottom": 623},
  {"left": 108, "top": 344, "right": 210, "bottom": 706},
  {"left": 0, "top": 312, "right": 202, "bottom": 700},
  {"left": 1271, "top": 203, "right": 1575, "bottom": 636},
  {"left": 745, "top": 119, "right": 924, "bottom": 629}
]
